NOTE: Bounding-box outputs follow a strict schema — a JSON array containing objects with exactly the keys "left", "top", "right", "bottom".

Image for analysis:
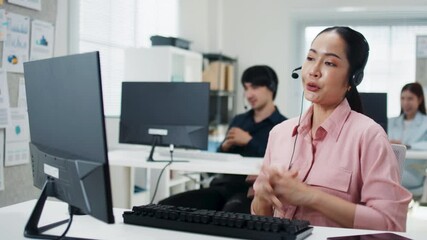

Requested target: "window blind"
[
  {"left": 305, "top": 25, "right": 427, "bottom": 117},
  {"left": 75, "top": 0, "right": 178, "bottom": 116}
]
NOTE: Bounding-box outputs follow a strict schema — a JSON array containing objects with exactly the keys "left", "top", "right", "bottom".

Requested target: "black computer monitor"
[
  {"left": 119, "top": 82, "right": 209, "bottom": 161},
  {"left": 359, "top": 92, "right": 388, "bottom": 133},
  {"left": 23, "top": 52, "right": 114, "bottom": 239}
]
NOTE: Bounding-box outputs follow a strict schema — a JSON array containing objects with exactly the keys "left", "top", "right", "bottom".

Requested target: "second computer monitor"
[
  {"left": 359, "top": 92, "right": 388, "bottom": 133},
  {"left": 119, "top": 82, "right": 210, "bottom": 150}
]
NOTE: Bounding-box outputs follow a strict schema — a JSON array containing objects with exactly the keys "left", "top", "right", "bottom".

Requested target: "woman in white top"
[{"left": 388, "top": 82, "right": 427, "bottom": 198}]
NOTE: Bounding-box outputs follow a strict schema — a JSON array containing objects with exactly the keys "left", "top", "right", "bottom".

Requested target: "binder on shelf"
[
  {"left": 225, "top": 64, "right": 234, "bottom": 91},
  {"left": 202, "top": 61, "right": 234, "bottom": 91}
]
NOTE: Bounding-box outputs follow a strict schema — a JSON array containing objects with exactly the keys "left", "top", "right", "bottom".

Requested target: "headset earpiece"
[
  {"left": 263, "top": 66, "right": 277, "bottom": 94},
  {"left": 269, "top": 80, "right": 277, "bottom": 94},
  {"left": 350, "top": 35, "right": 369, "bottom": 87},
  {"left": 351, "top": 69, "right": 364, "bottom": 86}
]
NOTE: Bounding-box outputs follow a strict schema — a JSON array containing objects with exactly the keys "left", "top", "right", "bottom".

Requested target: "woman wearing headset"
[{"left": 251, "top": 27, "right": 411, "bottom": 231}]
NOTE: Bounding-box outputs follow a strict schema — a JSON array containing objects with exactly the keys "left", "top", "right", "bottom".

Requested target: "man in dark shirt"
[{"left": 158, "top": 65, "right": 286, "bottom": 213}]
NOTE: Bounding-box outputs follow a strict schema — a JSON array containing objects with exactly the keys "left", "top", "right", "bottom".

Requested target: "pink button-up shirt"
[{"left": 253, "top": 99, "right": 412, "bottom": 231}]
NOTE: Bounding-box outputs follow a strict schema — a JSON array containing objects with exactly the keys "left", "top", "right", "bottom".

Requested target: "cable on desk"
[
  {"left": 58, "top": 210, "right": 73, "bottom": 239},
  {"left": 150, "top": 144, "right": 174, "bottom": 204}
]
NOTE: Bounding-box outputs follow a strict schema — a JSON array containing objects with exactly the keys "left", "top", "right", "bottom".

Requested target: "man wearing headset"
[{"left": 159, "top": 65, "right": 286, "bottom": 213}]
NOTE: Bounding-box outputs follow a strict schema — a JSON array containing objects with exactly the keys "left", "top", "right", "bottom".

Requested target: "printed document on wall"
[
  {"left": 0, "top": 129, "right": 4, "bottom": 191},
  {"left": 0, "top": 9, "right": 6, "bottom": 69},
  {"left": 0, "top": 70, "right": 11, "bottom": 128},
  {"left": 18, "top": 77, "right": 27, "bottom": 108},
  {"left": 3, "top": 12, "right": 30, "bottom": 73},
  {"left": 5, "top": 108, "right": 29, "bottom": 166},
  {"left": 8, "top": 0, "right": 41, "bottom": 11},
  {"left": 30, "top": 20, "right": 54, "bottom": 61},
  {"left": 0, "top": 9, "right": 6, "bottom": 41}
]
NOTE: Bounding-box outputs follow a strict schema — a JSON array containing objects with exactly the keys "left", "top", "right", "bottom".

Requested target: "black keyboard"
[{"left": 123, "top": 204, "right": 313, "bottom": 240}]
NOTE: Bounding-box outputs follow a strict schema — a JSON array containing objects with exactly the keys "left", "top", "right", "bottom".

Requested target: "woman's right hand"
[{"left": 252, "top": 166, "right": 282, "bottom": 215}]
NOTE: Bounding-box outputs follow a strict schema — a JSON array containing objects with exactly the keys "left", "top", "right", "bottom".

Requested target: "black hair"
[
  {"left": 241, "top": 65, "right": 278, "bottom": 99},
  {"left": 400, "top": 82, "right": 426, "bottom": 115},
  {"left": 315, "top": 26, "right": 370, "bottom": 114}
]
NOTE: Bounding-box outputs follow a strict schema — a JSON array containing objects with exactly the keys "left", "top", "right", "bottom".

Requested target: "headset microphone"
[
  {"left": 243, "top": 94, "right": 248, "bottom": 110},
  {"left": 288, "top": 90, "right": 305, "bottom": 170},
  {"left": 287, "top": 66, "right": 304, "bottom": 169},
  {"left": 291, "top": 66, "right": 302, "bottom": 79}
]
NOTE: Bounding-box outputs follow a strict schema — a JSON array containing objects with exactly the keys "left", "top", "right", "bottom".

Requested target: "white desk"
[
  {"left": 108, "top": 146, "right": 262, "bottom": 175},
  {"left": 108, "top": 148, "right": 427, "bottom": 178},
  {"left": 406, "top": 150, "right": 427, "bottom": 160},
  {"left": 404, "top": 150, "right": 427, "bottom": 204},
  {"left": 107, "top": 145, "right": 263, "bottom": 207},
  {"left": 1, "top": 200, "right": 423, "bottom": 240},
  {"left": 108, "top": 147, "right": 427, "bottom": 208}
]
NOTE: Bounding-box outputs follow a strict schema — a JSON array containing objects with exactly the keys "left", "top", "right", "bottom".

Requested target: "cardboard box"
[
  {"left": 202, "top": 61, "right": 227, "bottom": 90},
  {"left": 203, "top": 61, "right": 235, "bottom": 91},
  {"left": 225, "top": 64, "right": 234, "bottom": 91}
]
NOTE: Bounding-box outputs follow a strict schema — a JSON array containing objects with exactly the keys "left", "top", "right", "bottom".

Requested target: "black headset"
[
  {"left": 350, "top": 51, "right": 369, "bottom": 87},
  {"left": 351, "top": 69, "right": 364, "bottom": 87},
  {"left": 291, "top": 48, "right": 368, "bottom": 87},
  {"left": 242, "top": 65, "right": 278, "bottom": 109},
  {"left": 292, "top": 33, "right": 369, "bottom": 86},
  {"left": 262, "top": 65, "right": 278, "bottom": 97},
  {"left": 291, "top": 66, "right": 302, "bottom": 79},
  {"left": 350, "top": 35, "right": 370, "bottom": 87}
]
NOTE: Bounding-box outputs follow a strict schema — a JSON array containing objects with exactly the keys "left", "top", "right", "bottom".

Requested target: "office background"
[
  {"left": 0, "top": 0, "right": 57, "bottom": 208},
  {"left": 2, "top": 0, "right": 427, "bottom": 207},
  {"left": 60, "top": 0, "right": 427, "bottom": 118}
]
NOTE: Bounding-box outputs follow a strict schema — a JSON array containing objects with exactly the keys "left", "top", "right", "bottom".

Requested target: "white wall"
[
  {"left": 54, "top": 0, "right": 69, "bottom": 57},
  {"left": 176, "top": 0, "right": 209, "bottom": 52},
  {"left": 177, "top": 0, "right": 225, "bottom": 53},
  {"left": 219, "top": 0, "right": 427, "bottom": 118},
  {"left": 221, "top": 0, "right": 294, "bottom": 117},
  {"left": 56, "top": 0, "right": 427, "bottom": 117}
]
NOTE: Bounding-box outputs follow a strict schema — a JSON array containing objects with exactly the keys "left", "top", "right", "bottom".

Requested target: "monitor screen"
[
  {"left": 359, "top": 92, "right": 388, "bottom": 133},
  {"left": 119, "top": 82, "right": 209, "bottom": 153},
  {"left": 23, "top": 52, "right": 114, "bottom": 238}
]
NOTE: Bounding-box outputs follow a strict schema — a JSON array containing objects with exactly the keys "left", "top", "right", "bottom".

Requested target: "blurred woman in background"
[{"left": 389, "top": 82, "right": 427, "bottom": 198}]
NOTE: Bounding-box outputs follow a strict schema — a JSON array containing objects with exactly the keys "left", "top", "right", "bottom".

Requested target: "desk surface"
[
  {"left": 1, "top": 199, "right": 424, "bottom": 240},
  {"left": 108, "top": 146, "right": 263, "bottom": 175},
  {"left": 406, "top": 150, "right": 427, "bottom": 160},
  {"left": 108, "top": 146, "right": 427, "bottom": 177}
]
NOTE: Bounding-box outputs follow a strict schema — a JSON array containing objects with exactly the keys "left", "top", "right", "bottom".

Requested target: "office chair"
[
  {"left": 420, "top": 169, "right": 427, "bottom": 206},
  {"left": 391, "top": 144, "right": 407, "bottom": 184}
]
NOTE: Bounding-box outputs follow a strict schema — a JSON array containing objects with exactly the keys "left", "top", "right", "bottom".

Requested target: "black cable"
[
  {"left": 150, "top": 146, "right": 174, "bottom": 204},
  {"left": 288, "top": 92, "right": 305, "bottom": 170},
  {"left": 57, "top": 212, "right": 73, "bottom": 239}
]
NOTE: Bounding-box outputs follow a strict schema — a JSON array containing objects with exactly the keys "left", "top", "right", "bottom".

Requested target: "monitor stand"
[
  {"left": 24, "top": 179, "right": 92, "bottom": 240},
  {"left": 147, "top": 135, "right": 187, "bottom": 162}
]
